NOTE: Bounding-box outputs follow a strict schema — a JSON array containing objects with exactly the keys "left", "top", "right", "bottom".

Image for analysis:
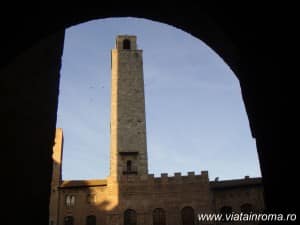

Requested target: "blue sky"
[{"left": 57, "top": 17, "right": 261, "bottom": 181}]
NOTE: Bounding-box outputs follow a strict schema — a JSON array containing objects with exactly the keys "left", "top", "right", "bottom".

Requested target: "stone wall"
[
  {"left": 110, "top": 35, "right": 148, "bottom": 181},
  {"left": 54, "top": 174, "right": 264, "bottom": 225}
]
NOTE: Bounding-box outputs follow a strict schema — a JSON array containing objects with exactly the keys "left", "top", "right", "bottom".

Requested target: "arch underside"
[{"left": 1, "top": 6, "right": 284, "bottom": 225}]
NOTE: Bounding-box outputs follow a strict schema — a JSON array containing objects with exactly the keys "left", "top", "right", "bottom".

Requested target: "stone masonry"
[{"left": 49, "top": 35, "right": 264, "bottom": 225}]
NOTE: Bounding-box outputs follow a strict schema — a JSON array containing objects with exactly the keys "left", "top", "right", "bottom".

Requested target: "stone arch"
[
  {"left": 124, "top": 209, "right": 137, "bottom": 225},
  {"left": 2, "top": 8, "right": 284, "bottom": 225},
  {"left": 153, "top": 208, "right": 166, "bottom": 225}
]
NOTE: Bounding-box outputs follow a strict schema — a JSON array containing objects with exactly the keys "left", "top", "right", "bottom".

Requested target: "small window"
[
  {"left": 86, "top": 215, "right": 96, "bottom": 225},
  {"left": 127, "top": 160, "right": 132, "bottom": 172},
  {"left": 124, "top": 209, "right": 137, "bottom": 225},
  {"left": 87, "top": 194, "right": 96, "bottom": 204},
  {"left": 65, "top": 195, "right": 76, "bottom": 208},
  {"left": 123, "top": 39, "right": 131, "bottom": 50},
  {"left": 64, "top": 216, "right": 74, "bottom": 225}
]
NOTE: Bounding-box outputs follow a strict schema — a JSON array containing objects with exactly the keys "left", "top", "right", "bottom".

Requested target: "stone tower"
[{"left": 109, "top": 35, "right": 148, "bottom": 181}]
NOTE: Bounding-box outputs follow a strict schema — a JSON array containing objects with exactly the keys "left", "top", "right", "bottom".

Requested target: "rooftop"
[{"left": 60, "top": 179, "right": 107, "bottom": 188}]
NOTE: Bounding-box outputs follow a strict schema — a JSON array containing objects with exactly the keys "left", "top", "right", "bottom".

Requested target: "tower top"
[{"left": 115, "top": 35, "right": 137, "bottom": 50}]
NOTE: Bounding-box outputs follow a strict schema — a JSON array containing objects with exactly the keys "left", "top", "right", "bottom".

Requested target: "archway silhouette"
[{"left": 2, "top": 7, "right": 284, "bottom": 225}]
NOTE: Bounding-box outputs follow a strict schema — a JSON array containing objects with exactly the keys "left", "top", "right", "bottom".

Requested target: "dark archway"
[
  {"left": 123, "top": 39, "right": 131, "bottom": 49},
  {"left": 241, "top": 203, "right": 254, "bottom": 213},
  {"left": 124, "top": 209, "right": 137, "bottom": 225},
  {"left": 1, "top": 6, "right": 286, "bottom": 225},
  {"left": 86, "top": 215, "right": 96, "bottom": 225},
  {"left": 220, "top": 206, "right": 233, "bottom": 222},
  {"left": 181, "top": 206, "right": 195, "bottom": 225},
  {"left": 153, "top": 208, "right": 166, "bottom": 225}
]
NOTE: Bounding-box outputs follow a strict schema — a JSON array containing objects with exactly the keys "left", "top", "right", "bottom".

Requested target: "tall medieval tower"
[{"left": 109, "top": 35, "right": 148, "bottom": 181}]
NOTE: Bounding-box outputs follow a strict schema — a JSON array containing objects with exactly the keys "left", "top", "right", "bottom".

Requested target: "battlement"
[
  {"left": 153, "top": 170, "right": 208, "bottom": 182},
  {"left": 120, "top": 171, "right": 209, "bottom": 184}
]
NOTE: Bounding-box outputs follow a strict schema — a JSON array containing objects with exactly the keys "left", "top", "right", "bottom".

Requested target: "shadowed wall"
[{"left": 1, "top": 6, "right": 286, "bottom": 225}]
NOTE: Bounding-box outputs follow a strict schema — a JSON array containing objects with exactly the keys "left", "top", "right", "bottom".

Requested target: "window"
[
  {"left": 240, "top": 203, "right": 253, "bottom": 213},
  {"left": 65, "top": 195, "right": 76, "bottom": 208},
  {"left": 64, "top": 216, "right": 74, "bottom": 225},
  {"left": 220, "top": 206, "right": 232, "bottom": 222},
  {"left": 123, "top": 39, "right": 131, "bottom": 50},
  {"left": 124, "top": 209, "right": 137, "bottom": 225},
  {"left": 153, "top": 208, "right": 166, "bottom": 225},
  {"left": 87, "top": 194, "right": 96, "bottom": 204},
  {"left": 123, "top": 159, "right": 137, "bottom": 175},
  {"left": 181, "top": 206, "right": 195, "bottom": 225},
  {"left": 86, "top": 215, "right": 96, "bottom": 225},
  {"left": 127, "top": 160, "right": 132, "bottom": 172}
]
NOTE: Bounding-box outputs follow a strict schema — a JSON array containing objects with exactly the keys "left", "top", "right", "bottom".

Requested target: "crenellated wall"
[
  {"left": 54, "top": 175, "right": 264, "bottom": 225},
  {"left": 116, "top": 171, "right": 213, "bottom": 225},
  {"left": 56, "top": 171, "right": 214, "bottom": 225},
  {"left": 119, "top": 170, "right": 209, "bottom": 184}
]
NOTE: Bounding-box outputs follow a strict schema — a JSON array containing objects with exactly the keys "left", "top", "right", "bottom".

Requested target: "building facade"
[{"left": 50, "top": 35, "right": 264, "bottom": 225}]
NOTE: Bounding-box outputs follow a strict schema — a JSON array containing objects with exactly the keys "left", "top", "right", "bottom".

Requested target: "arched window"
[
  {"left": 127, "top": 160, "right": 132, "bottom": 172},
  {"left": 65, "top": 195, "right": 76, "bottom": 208},
  {"left": 153, "top": 208, "right": 166, "bottom": 225},
  {"left": 220, "top": 206, "right": 232, "bottom": 222},
  {"left": 87, "top": 194, "right": 96, "bottom": 204},
  {"left": 181, "top": 206, "right": 195, "bottom": 225},
  {"left": 86, "top": 215, "right": 96, "bottom": 225},
  {"left": 124, "top": 209, "right": 137, "bottom": 225},
  {"left": 240, "top": 203, "right": 253, "bottom": 213},
  {"left": 123, "top": 39, "right": 131, "bottom": 50},
  {"left": 64, "top": 216, "right": 74, "bottom": 225}
]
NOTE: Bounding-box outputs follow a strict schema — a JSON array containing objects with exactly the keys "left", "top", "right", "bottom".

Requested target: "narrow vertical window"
[
  {"left": 123, "top": 39, "right": 131, "bottom": 49},
  {"left": 70, "top": 195, "right": 75, "bottom": 207},
  {"left": 127, "top": 160, "right": 132, "bottom": 172},
  {"left": 65, "top": 195, "right": 76, "bottom": 208}
]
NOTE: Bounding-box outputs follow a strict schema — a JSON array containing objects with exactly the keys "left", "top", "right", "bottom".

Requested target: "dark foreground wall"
[
  {"left": 1, "top": 6, "right": 288, "bottom": 225},
  {"left": 1, "top": 30, "right": 65, "bottom": 223}
]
